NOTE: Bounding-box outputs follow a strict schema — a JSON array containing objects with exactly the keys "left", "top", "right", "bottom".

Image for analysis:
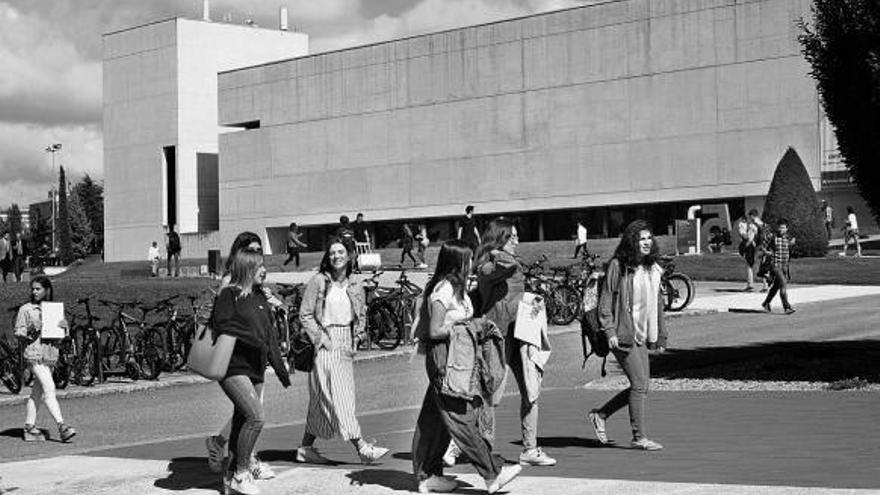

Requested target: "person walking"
[
  {"left": 461, "top": 217, "right": 556, "bottom": 467},
  {"left": 587, "top": 220, "right": 667, "bottom": 451},
  {"left": 821, "top": 200, "right": 833, "bottom": 240},
  {"left": 11, "top": 233, "right": 26, "bottom": 282},
  {"left": 736, "top": 209, "right": 763, "bottom": 291},
  {"left": 761, "top": 219, "right": 796, "bottom": 314},
  {"left": 573, "top": 219, "right": 588, "bottom": 259},
  {"left": 415, "top": 222, "right": 429, "bottom": 269},
  {"left": 165, "top": 225, "right": 182, "bottom": 277},
  {"left": 401, "top": 223, "right": 418, "bottom": 267},
  {"left": 353, "top": 213, "right": 371, "bottom": 248},
  {"left": 283, "top": 223, "right": 307, "bottom": 268},
  {"left": 148, "top": 241, "right": 161, "bottom": 277},
  {"left": 212, "top": 248, "right": 291, "bottom": 495},
  {"left": 15, "top": 275, "right": 76, "bottom": 443},
  {"left": 457, "top": 206, "right": 480, "bottom": 253},
  {"left": 295, "top": 239, "right": 389, "bottom": 465},
  {"left": 0, "top": 232, "right": 11, "bottom": 283},
  {"left": 842, "top": 206, "right": 862, "bottom": 257},
  {"left": 411, "top": 241, "right": 521, "bottom": 494}
]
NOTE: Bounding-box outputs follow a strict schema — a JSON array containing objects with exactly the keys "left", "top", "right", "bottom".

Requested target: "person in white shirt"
[
  {"left": 147, "top": 241, "right": 161, "bottom": 277},
  {"left": 842, "top": 206, "right": 862, "bottom": 257},
  {"left": 573, "top": 220, "right": 588, "bottom": 259}
]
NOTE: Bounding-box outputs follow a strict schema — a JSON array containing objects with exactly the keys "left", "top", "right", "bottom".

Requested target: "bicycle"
[
  {"left": 361, "top": 271, "right": 402, "bottom": 351},
  {"left": 97, "top": 299, "right": 167, "bottom": 381},
  {"left": 659, "top": 256, "right": 695, "bottom": 311},
  {"left": 67, "top": 297, "right": 103, "bottom": 386},
  {"left": 276, "top": 283, "right": 306, "bottom": 358},
  {"left": 0, "top": 335, "right": 23, "bottom": 394}
]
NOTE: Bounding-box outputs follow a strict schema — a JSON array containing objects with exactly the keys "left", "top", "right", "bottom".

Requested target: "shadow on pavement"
[
  {"left": 345, "top": 469, "right": 415, "bottom": 491},
  {"left": 391, "top": 452, "right": 413, "bottom": 461},
  {"left": 652, "top": 339, "right": 880, "bottom": 384},
  {"left": 0, "top": 428, "right": 23, "bottom": 439},
  {"left": 511, "top": 436, "right": 616, "bottom": 449},
  {"left": 254, "top": 449, "right": 296, "bottom": 464},
  {"left": 154, "top": 457, "right": 221, "bottom": 492}
]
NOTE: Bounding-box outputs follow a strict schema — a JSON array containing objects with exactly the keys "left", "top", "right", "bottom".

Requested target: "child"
[
  {"left": 761, "top": 219, "right": 796, "bottom": 315},
  {"left": 148, "top": 241, "right": 161, "bottom": 277},
  {"left": 14, "top": 276, "right": 76, "bottom": 442}
]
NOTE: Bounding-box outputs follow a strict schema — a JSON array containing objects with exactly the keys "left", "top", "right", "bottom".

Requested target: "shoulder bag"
[{"left": 187, "top": 301, "right": 237, "bottom": 381}]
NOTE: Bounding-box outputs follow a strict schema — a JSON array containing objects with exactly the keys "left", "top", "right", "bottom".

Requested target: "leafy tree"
[
  {"left": 68, "top": 188, "right": 94, "bottom": 258},
  {"left": 799, "top": 0, "right": 880, "bottom": 224},
  {"left": 7, "top": 204, "right": 22, "bottom": 236},
  {"left": 762, "top": 148, "right": 828, "bottom": 257},
  {"left": 57, "top": 166, "right": 73, "bottom": 264},
  {"left": 74, "top": 174, "right": 104, "bottom": 253}
]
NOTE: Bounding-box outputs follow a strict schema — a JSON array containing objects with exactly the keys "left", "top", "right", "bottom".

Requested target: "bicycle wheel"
[
  {"left": 53, "top": 338, "right": 73, "bottom": 389},
  {"left": 367, "top": 301, "right": 401, "bottom": 351},
  {"left": 136, "top": 329, "right": 167, "bottom": 380},
  {"left": 549, "top": 285, "right": 580, "bottom": 326},
  {"left": 0, "top": 340, "right": 22, "bottom": 394},
  {"left": 174, "top": 321, "right": 195, "bottom": 371},
  {"left": 665, "top": 273, "right": 695, "bottom": 312},
  {"left": 72, "top": 333, "right": 99, "bottom": 387}
]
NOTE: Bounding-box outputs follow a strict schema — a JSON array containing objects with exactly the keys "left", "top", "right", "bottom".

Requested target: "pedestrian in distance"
[
  {"left": 587, "top": 219, "right": 667, "bottom": 451},
  {"left": 411, "top": 240, "right": 521, "bottom": 494},
  {"left": 353, "top": 212, "right": 371, "bottom": 248},
  {"left": 457, "top": 205, "right": 481, "bottom": 254},
  {"left": 283, "top": 222, "right": 307, "bottom": 268},
  {"left": 736, "top": 209, "right": 765, "bottom": 292},
  {"left": 15, "top": 275, "right": 76, "bottom": 443},
  {"left": 821, "top": 200, "right": 833, "bottom": 240},
  {"left": 573, "top": 219, "right": 588, "bottom": 259},
  {"left": 11, "top": 232, "right": 26, "bottom": 282},
  {"left": 841, "top": 206, "right": 862, "bottom": 258},
  {"left": 415, "top": 222, "right": 429, "bottom": 269},
  {"left": 761, "top": 219, "right": 796, "bottom": 315},
  {"left": 335, "top": 215, "right": 357, "bottom": 259},
  {"left": 165, "top": 224, "right": 182, "bottom": 277},
  {"left": 212, "top": 248, "right": 291, "bottom": 495},
  {"left": 401, "top": 222, "right": 418, "bottom": 267},
  {"left": 0, "top": 232, "right": 11, "bottom": 283},
  {"left": 148, "top": 241, "right": 161, "bottom": 277},
  {"left": 461, "top": 217, "right": 556, "bottom": 467},
  {"left": 206, "top": 232, "right": 281, "bottom": 480},
  {"left": 295, "top": 239, "right": 389, "bottom": 465}
]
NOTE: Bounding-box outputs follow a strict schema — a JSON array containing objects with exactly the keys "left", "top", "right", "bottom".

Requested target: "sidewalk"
[{"left": 1, "top": 388, "right": 878, "bottom": 494}]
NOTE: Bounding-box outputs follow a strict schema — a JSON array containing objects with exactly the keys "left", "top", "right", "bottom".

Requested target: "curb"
[{"left": 0, "top": 306, "right": 717, "bottom": 407}]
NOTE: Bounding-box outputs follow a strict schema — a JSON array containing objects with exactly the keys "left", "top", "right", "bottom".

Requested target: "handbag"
[
  {"left": 289, "top": 328, "right": 315, "bottom": 372},
  {"left": 187, "top": 322, "right": 237, "bottom": 381}
]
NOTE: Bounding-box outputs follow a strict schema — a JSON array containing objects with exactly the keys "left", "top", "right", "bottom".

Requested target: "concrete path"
[{"left": 689, "top": 284, "right": 880, "bottom": 313}]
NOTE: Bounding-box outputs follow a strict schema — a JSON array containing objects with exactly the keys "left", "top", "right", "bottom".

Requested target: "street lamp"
[{"left": 45, "top": 143, "right": 62, "bottom": 255}]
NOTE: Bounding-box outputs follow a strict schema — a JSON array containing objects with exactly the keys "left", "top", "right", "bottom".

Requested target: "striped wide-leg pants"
[{"left": 305, "top": 325, "right": 362, "bottom": 440}]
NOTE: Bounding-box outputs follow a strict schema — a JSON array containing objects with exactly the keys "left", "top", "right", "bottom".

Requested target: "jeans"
[
  {"left": 412, "top": 386, "right": 502, "bottom": 481},
  {"left": 166, "top": 253, "right": 180, "bottom": 277},
  {"left": 598, "top": 344, "right": 650, "bottom": 441},
  {"left": 283, "top": 250, "right": 300, "bottom": 267},
  {"left": 762, "top": 265, "right": 791, "bottom": 310},
  {"left": 219, "top": 375, "right": 264, "bottom": 472},
  {"left": 481, "top": 339, "right": 539, "bottom": 450},
  {"left": 25, "top": 363, "right": 64, "bottom": 426}
]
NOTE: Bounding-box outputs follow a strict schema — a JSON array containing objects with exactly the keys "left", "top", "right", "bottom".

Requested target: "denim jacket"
[
  {"left": 437, "top": 318, "right": 506, "bottom": 402},
  {"left": 598, "top": 259, "right": 668, "bottom": 349},
  {"left": 299, "top": 272, "right": 366, "bottom": 350}
]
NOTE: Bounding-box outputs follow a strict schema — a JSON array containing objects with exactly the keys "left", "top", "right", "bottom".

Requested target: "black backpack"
[{"left": 167, "top": 232, "right": 181, "bottom": 254}]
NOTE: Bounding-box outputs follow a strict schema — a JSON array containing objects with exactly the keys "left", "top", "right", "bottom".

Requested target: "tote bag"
[{"left": 187, "top": 322, "right": 236, "bottom": 381}]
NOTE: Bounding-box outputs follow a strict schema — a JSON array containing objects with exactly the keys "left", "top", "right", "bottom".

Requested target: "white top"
[
  {"left": 848, "top": 213, "right": 858, "bottom": 230},
  {"left": 323, "top": 282, "right": 353, "bottom": 326},
  {"left": 577, "top": 224, "right": 587, "bottom": 244},
  {"left": 148, "top": 246, "right": 160, "bottom": 261},
  {"left": 429, "top": 280, "right": 473, "bottom": 326}
]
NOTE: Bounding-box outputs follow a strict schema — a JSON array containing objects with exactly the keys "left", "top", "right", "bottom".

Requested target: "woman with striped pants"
[{"left": 296, "top": 239, "right": 389, "bottom": 464}]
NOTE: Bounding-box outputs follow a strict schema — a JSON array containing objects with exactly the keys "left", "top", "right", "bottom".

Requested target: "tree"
[
  {"left": 68, "top": 188, "right": 94, "bottom": 258},
  {"left": 7, "top": 204, "right": 22, "bottom": 236},
  {"left": 57, "top": 166, "right": 73, "bottom": 264},
  {"left": 762, "top": 148, "right": 828, "bottom": 257},
  {"left": 799, "top": 0, "right": 880, "bottom": 224},
  {"left": 74, "top": 174, "right": 104, "bottom": 253}
]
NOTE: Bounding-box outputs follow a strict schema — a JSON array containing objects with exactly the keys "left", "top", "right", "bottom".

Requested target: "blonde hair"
[{"left": 228, "top": 248, "right": 263, "bottom": 296}]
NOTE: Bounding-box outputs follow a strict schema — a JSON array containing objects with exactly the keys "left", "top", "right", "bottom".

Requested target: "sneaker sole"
[{"left": 587, "top": 413, "right": 611, "bottom": 445}]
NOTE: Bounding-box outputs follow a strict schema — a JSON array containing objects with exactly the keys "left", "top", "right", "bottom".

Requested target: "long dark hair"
[
  {"left": 613, "top": 220, "right": 659, "bottom": 269},
  {"left": 30, "top": 275, "right": 53, "bottom": 302},
  {"left": 319, "top": 238, "right": 353, "bottom": 278},
  {"left": 225, "top": 231, "right": 262, "bottom": 274},
  {"left": 475, "top": 217, "right": 515, "bottom": 265},
  {"left": 423, "top": 241, "right": 472, "bottom": 304}
]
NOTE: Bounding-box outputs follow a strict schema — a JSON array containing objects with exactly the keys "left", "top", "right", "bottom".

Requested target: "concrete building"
[
  {"left": 102, "top": 15, "right": 308, "bottom": 261},
  {"left": 104, "top": 0, "right": 872, "bottom": 261}
]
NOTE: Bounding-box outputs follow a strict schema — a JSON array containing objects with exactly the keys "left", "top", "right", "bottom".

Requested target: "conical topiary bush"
[{"left": 762, "top": 147, "right": 828, "bottom": 257}]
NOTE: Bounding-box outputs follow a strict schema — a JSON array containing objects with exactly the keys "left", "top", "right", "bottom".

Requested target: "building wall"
[
  {"left": 103, "top": 18, "right": 308, "bottom": 261},
  {"left": 217, "top": 0, "right": 819, "bottom": 242}
]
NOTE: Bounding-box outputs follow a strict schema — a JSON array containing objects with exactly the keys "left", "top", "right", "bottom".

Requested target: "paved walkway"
[{"left": 1, "top": 389, "right": 878, "bottom": 494}]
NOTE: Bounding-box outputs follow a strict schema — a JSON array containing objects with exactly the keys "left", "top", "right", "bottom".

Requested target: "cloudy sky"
[{"left": 0, "top": 0, "right": 585, "bottom": 208}]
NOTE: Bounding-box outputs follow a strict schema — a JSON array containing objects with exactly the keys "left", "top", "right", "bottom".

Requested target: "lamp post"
[{"left": 45, "top": 143, "right": 62, "bottom": 255}]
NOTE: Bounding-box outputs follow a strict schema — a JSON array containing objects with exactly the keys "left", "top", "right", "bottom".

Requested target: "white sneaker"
[
  {"left": 357, "top": 442, "right": 390, "bottom": 464},
  {"left": 249, "top": 460, "right": 276, "bottom": 480},
  {"left": 442, "top": 441, "right": 461, "bottom": 468},
  {"left": 206, "top": 435, "right": 226, "bottom": 473},
  {"left": 518, "top": 447, "right": 556, "bottom": 466},
  {"left": 227, "top": 470, "right": 260, "bottom": 495},
  {"left": 486, "top": 464, "right": 522, "bottom": 494},
  {"left": 418, "top": 475, "right": 459, "bottom": 493},
  {"left": 295, "top": 446, "right": 331, "bottom": 464}
]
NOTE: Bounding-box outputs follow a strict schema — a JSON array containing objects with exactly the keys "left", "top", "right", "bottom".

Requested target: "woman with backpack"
[{"left": 587, "top": 219, "right": 667, "bottom": 451}]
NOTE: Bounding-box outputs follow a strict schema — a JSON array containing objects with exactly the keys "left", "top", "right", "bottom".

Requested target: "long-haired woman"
[
  {"left": 412, "top": 240, "right": 520, "bottom": 494},
  {"left": 470, "top": 217, "right": 556, "bottom": 467},
  {"left": 15, "top": 275, "right": 75, "bottom": 443},
  {"left": 211, "top": 248, "right": 290, "bottom": 495},
  {"left": 587, "top": 220, "right": 667, "bottom": 451},
  {"left": 295, "top": 239, "right": 388, "bottom": 464}
]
